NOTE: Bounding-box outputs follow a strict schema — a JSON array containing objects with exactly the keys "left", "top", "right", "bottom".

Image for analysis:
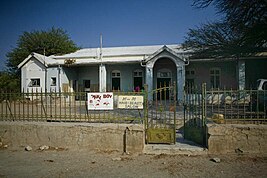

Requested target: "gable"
[
  {"left": 26, "top": 58, "right": 45, "bottom": 71},
  {"left": 144, "top": 46, "right": 185, "bottom": 68}
]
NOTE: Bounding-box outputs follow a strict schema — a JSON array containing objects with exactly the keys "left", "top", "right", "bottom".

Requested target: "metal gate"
[
  {"left": 145, "top": 83, "right": 177, "bottom": 144},
  {"left": 183, "top": 83, "right": 207, "bottom": 146}
]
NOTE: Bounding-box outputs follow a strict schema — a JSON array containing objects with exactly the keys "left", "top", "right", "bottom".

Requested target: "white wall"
[{"left": 21, "top": 58, "right": 45, "bottom": 92}]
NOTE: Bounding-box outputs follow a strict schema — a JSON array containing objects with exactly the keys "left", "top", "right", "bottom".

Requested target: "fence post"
[
  {"left": 201, "top": 83, "right": 207, "bottom": 147},
  {"left": 201, "top": 83, "right": 207, "bottom": 126},
  {"left": 183, "top": 85, "right": 186, "bottom": 140},
  {"left": 173, "top": 81, "right": 177, "bottom": 144},
  {"left": 144, "top": 84, "right": 148, "bottom": 131}
]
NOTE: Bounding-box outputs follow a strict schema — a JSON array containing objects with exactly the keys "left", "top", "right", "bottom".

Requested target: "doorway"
[
  {"left": 157, "top": 78, "right": 171, "bottom": 100},
  {"left": 111, "top": 70, "right": 121, "bottom": 91},
  {"left": 153, "top": 58, "right": 177, "bottom": 100}
]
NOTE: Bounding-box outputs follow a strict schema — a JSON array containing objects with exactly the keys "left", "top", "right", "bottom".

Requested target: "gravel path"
[{"left": 0, "top": 149, "right": 266, "bottom": 178}]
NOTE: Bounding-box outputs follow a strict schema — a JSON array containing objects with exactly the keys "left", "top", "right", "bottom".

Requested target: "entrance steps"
[{"left": 143, "top": 133, "right": 207, "bottom": 155}]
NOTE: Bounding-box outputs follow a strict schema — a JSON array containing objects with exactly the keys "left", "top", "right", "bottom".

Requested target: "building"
[{"left": 18, "top": 44, "right": 267, "bottom": 102}]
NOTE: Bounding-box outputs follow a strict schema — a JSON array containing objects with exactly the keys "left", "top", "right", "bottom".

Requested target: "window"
[
  {"left": 29, "top": 78, "right": 40, "bottom": 87},
  {"left": 112, "top": 70, "right": 121, "bottom": 90},
  {"left": 133, "top": 70, "right": 143, "bottom": 77},
  {"left": 186, "top": 69, "right": 195, "bottom": 76},
  {"left": 157, "top": 71, "right": 171, "bottom": 78},
  {"left": 185, "top": 69, "right": 195, "bottom": 88},
  {"left": 112, "top": 71, "right": 120, "bottom": 77},
  {"left": 210, "top": 68, "right": 221, "bottom": 88},
  {"left": 83, "top": 80, "right": 90, "bottom": 92},
  {"left": 51, "top": 77, "right": 56, "bottom": 86},
  {"left": 133, "top": 69, "right": 143, "bottom": 91},
  {"left": 157, "top": 68, "right": 172, "bottom": 78},
  {"left": 84, "top": 80, "right": 90, "bottom": 88}
]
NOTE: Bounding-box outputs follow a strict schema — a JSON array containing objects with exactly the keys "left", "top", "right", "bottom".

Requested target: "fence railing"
[
  {"left": 1, "top": 87, "right": 267, "bottom": 124},
  {"left": 0, "top": 91, "right": 145, "bottom": 123},
  {"left": 184, "top": 85, "right": 267, "bottom": 124},
  {"left": 206, "top": 89, "right": 267, "bottom": 123}
]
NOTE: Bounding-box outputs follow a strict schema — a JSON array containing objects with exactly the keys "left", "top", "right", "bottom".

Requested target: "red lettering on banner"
[
  {"left": 103, "top": 94, "right": 112, "bottom": 98},
  {"left": 91, "top": 95, "right": 101, "bottom": 100}
]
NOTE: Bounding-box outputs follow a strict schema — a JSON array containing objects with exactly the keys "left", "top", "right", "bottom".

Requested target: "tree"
[
  {"left": 7, "top": 27, "right": 79, "bottom": 75},
  {"left": 183, "top": 0, "right": 267, "bottom": 58},
  {"left": 183, "top": 22, "right": 244, "bottom": 58},
  {"left": 0, "top": 72, "right": 20, "bottom": 92}
]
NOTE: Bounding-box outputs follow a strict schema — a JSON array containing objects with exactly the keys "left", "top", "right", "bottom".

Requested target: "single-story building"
[{"left": 18, "top": 44, "right": 267, "bottom": 102}]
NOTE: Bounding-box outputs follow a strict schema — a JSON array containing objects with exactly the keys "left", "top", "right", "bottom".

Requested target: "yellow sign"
[{"left": 117, "top": 95, "right": 143, "bottom": 109}]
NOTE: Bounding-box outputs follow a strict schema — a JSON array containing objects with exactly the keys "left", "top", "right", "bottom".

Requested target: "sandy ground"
[{"left": 0, "top": 148, "right": 266, "bottom": 178}]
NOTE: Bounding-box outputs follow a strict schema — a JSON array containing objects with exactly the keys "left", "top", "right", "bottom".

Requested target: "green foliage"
[
  {"left": 184, "top": 0, "right": 267, "bottom": 58},
  {"left": 6, "top": 27, "right": 79, "bottom": 75},
  {"left": 0, "top": 72, "right": 20, "bottom": 92}
]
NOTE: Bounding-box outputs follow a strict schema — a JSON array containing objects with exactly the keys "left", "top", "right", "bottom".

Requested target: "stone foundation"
[
  {"left": 0, "top": 122, "right": 144, "bottom": 153},
  {"left": 207, "top": 123, "right": 267, "bottom": 154}
]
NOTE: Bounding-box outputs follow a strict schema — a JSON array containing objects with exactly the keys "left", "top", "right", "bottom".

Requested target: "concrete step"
[
  {"left": 144, "top": 133, "right": 207, "bottom": 155},
  {"left": 144, "top": 143, "right": 207, "bottom": 155}
]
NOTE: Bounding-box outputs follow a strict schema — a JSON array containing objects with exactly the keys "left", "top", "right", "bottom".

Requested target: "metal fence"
[
  {"left": 1, "top": 86, "right": 266, "bottom": 125},
  {"left": 206, "top": 88, "right": 267, "bottom": 123},
  {"left": 184, "top": 85, "right": 267, "bottom": 124},
  {"left": 0, "top": 90, "right": 145, "bottom": 123}
]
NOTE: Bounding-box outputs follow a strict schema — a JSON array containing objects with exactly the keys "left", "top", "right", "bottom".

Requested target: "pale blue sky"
[{"left": 0, "top": 0, "right": 220, "bottom": 70}]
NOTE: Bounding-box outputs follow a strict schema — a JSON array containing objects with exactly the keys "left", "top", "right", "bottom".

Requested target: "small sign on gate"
[
  {"left": 87, "top": 92, "right": 113, "bottom": 110},
  {"left": 117, "top": 95, "right": 144, "bottom": 109}
]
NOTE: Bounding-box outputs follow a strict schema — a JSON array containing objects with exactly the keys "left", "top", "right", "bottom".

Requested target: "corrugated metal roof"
[
  {"left": 18, "top": 52, "right": 58, "bottom": 68},
  {"left": 18, "top": 44, "right": 189, "bottom": 68},
  {"left": 53, "top": 44, "right": 184, "bottom": 59}
]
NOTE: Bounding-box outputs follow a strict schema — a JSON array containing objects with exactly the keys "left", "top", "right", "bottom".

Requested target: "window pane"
[
  {"left": 51, "top": 77, "right": 56, "bottom": 86},
  {"left": 215, "top": 76, "right": 220, "bottom": 88},
  {"left": 112, "top": 78, "right": 120, "bottom": 90},
  {"left": 30, "top": 79, "right": 40, "bottom": 87},
  {"left": 84, "top": 80, "right": 90, "bottom": 88},
  {"left": 210, "top": 77, "right": 214, "bottom": 87}
]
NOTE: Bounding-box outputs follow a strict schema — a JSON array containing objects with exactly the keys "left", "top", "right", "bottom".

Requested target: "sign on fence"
[
  {"left": 87, "top": 92, "right": 113, "bottom": 110},
  {"left": 117, "top": 95, "right": 144, "bottom": 109}
]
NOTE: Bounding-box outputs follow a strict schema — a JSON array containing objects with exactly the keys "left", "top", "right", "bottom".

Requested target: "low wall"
[
  {"left": 0, "top": 122, "right": 144, "bottom": 153},
  {"left": 207, "top": 123, "right": 267, "bottom": 154}
]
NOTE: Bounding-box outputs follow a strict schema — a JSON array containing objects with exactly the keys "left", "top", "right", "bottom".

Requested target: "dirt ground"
[{"left": 0, "top": 148, "right": 266, "bottom": 178}]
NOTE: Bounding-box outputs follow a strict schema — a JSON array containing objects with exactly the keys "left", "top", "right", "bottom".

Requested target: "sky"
[{"left": 0, "top": 0, "right": 220, "bottom": 71}]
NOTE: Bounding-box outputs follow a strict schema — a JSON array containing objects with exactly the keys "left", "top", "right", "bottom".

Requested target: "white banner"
[
  {"left": 87, "top": 92, "right": 113, "bottom": 110},
  {"left": 117, "top": 95, "right": 144, "bottom": 109}
]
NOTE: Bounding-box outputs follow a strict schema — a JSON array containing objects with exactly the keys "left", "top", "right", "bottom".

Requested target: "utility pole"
[
  {"left": 100, "top": 34, "right": 103, "bottom": 62},
  {"left": 44, "top": 48, "right": 47, "bottom": 94},
  {"left": 99, "top": 34, "right": 103, "bottom": 92}
]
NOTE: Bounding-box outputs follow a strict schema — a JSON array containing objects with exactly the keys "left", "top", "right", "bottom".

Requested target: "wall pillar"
[
  {"left": 99, "top": 64, "right": 107, "bottom": 92},
  {"left": 57, "top": 65, "right": 61, "bottom": 92},
  {"left": 238, "top": 60, "right": 246, "bottom": 90},
  {"left": 177, "top": 65, "right": 185, "bottom": 104},
  {"left": 145, "top": 66, "right": 153, "bottom": 100}
]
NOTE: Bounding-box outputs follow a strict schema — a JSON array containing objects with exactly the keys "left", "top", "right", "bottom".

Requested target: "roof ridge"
[{"left": 78, "top": 44, "right": 181, "bottom": 50}]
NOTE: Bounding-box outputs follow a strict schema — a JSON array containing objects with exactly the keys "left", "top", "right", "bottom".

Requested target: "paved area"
[{"left": 144, "top": 132, "right": 207, "bottom": 155}]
